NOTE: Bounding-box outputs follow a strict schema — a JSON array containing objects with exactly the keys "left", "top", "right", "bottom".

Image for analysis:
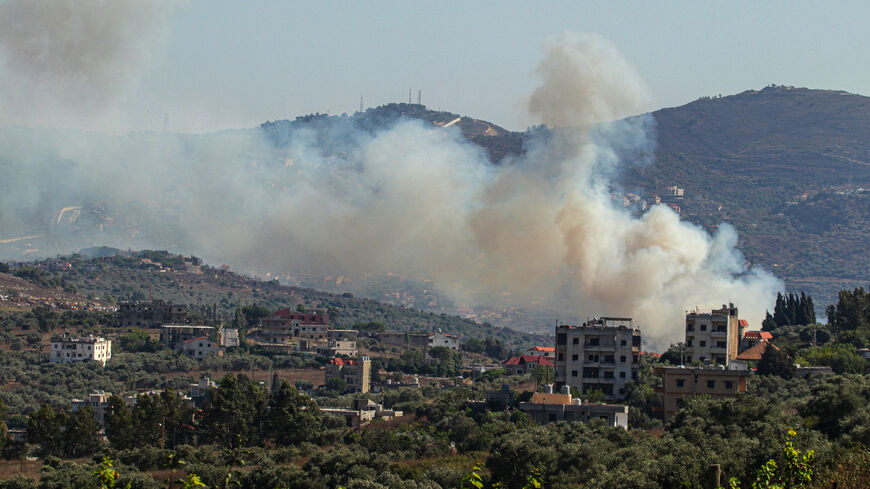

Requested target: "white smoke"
[
  {"left": 0, "top": 29, "right": 780, "bottom": 349},
  {"left": 0, "top": 0, "right": 177, "bottom": 131}
]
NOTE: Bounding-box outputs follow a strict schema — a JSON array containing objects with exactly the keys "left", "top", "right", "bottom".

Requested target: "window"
[
  {"left": 603, "top": 371, "right": 614, "bottom": 379},
  {"left": 620, "top": 355, "right": 626, "bottom": 363},
  {"left": 558, "top": 353, "right": 564, "bottom": 361},
  {"left": 620, "top": 340, "right": 627, "bottom": 346},
  {"left": 686, "top": 339, "right": 693, "bottom": 347},
  {"left": 571, "top": 370, "right": 578, "bottom": 377},
  {"left": 699, "top": 340, "right": 706, "bottom": 347},
  {"left": 716, "top": 341, "right": 726, "bottom": 348},
  {"left": 603, "top": 355, "right": 614, "bottom": 363},
  {"left": 572, "top": 354, "right": 578, "bottom": 361},
  {"left": 700, "top": 324, "right": 707, "bottom": 331},
  {"left": 619, "top": 371, "right": 626, "bottom": 378},
  {"left": 676, "top": 379, "right": 685, "bottom": 387},
  {"left": 588, "top": 337, "right": 600, "bottom": 346},
  {"left": 725, "top": 381, "right": 734, "bottom": 389},
  {"left": 707, "top": 380, "right": 715, "bottom": 389},
  {"left": 687, "top": 324, "right": 694, "bottom": 331},
  {"left": 572, "top": 337, "right": 579, "bottom": 345}
]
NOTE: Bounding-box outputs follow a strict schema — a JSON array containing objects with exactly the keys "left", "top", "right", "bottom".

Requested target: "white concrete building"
[
  {"left": 554, "top": 317, "right": 640, "bottom": 401},
  {"left": 429, "top": 333, "right": 459, "bottom": 351},
  {"left": 50, "top": 336, "right": 112, "bottom": 366}
]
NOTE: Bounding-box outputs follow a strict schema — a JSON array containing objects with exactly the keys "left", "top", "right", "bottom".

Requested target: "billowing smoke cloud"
[
  {"left": 0, "top": 31, "right": 780, "bottom": 349},
  {"left": 0, "top": 0, "right": 176, "bottom": 130}
]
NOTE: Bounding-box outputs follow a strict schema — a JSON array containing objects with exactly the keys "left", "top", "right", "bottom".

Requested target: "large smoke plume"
[
  {"left": 0, "top": 0, "right": 176, "bottom": 130},
  {"left": 0, "top": 23, "right": 780, "bottom": 348}
]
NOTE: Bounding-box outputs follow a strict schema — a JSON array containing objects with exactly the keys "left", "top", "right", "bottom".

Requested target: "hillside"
[
  {"left": 617, "top": 86, "right": 870, "bottom": 306},
  {"left": 2, "top": 252, "right": 547, "bottom": 349}
]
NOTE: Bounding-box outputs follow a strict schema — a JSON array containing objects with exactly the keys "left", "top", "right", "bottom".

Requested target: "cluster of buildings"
[{"left": 502, "top": 304, "right": 789, "bottom": 427}]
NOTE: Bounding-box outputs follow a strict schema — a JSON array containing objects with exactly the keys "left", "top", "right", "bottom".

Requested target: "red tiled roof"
[
  {"left": 528, "top": 346, "right": 555, "bottom": 352},
  {"left": 737, "top": 341, "right": 779, "bottom": 361},
  {"left": 744, "top": 331, "right": 773, "bottom": 340},
  {"left": 184, "top": 336, "right": 208, "bottom": 343},
  {"left": 329, "top": 358, "right": 358, "bottom": 366},
  {"left": 504, "top": 355, "right": 555, "bottom": 367},
  {"left": 738, "top": 319, "right": 749, "bottom": 327}
]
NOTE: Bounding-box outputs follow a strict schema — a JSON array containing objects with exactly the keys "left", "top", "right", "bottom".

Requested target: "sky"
[{"left": 2, "top": 0, "right": 870, "bottom": 133}]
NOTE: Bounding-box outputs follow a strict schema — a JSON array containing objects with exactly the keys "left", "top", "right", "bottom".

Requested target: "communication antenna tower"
[
  {"left": 417, "top": 90, "right": 421, "bottom": 105},
  {"left": 408, "top": 89, "right": 412, "bottom": 104}
]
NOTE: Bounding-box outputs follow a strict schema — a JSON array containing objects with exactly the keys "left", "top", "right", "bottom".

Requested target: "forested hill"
[
  {"left": 4, "top": 252, "right": 547, "bottom": 349},
  {"left": 619, "top": 86, "right": 870, "bottom": 306}
]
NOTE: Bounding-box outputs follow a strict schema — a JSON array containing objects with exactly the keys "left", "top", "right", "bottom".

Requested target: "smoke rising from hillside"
[
  {"left": 0, "top": 0, "right": 176, "bottom": 130},
  {"left": 0, "top": 32, "right": 779, "bottom": 348}
]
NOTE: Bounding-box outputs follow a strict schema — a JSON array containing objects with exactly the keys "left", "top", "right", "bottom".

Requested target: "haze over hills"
[{"left": 0, "top": 86, "right": 868, "bottom": 339}]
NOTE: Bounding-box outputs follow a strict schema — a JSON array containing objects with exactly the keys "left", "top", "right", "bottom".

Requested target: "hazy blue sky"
[{"left": 4, "top": 1, "right": 870, "bottom": 133}]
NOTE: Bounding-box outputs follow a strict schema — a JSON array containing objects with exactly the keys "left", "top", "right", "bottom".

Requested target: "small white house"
[
  {"left": 181, "top": 336, "right": 224, "bottom": 358},
  {"left": 429, "top": 333, "right": 460, "bottom": 351},
  {"left": 50, "top": 336, "right": 112, "bottom": 366}
]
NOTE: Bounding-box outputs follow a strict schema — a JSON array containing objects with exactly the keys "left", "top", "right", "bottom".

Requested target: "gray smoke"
[
  {"left": 0, "top": 0, "right": 176, "bottom": 130},
  {"left": 0, "top": 30, "right": 780, "bottom": 349}
]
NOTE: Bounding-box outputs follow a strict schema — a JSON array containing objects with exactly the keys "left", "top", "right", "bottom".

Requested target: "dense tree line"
[{"left": 763, "top": 292, "right": 816, "bottom": 330}]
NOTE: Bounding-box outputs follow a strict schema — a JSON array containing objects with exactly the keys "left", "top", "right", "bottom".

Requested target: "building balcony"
[{"left": 710, "top": 330, "right": 728, "bottom": 337}]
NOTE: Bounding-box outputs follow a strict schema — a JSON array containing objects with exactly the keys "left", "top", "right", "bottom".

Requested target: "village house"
[
  {"left": 256, "top": 308, "right": 329, "bottom": 343},
  {"left": 519, "top": 389, "right": 629, "bottom": 429},
  {"left": 428, "top": 333, "right": 460, "bottom": 351},
  {"left": 118, "top": 299, "right": 187, "bottom": 328},
  {"left": 740, "top": 330, "right": 773, "bottom": 352},
  {"left": 181, "top": 336, "right": 224, "bottom": 358},
  {"left": 160, "top": 324, "right": 215, "bottom": 350},
  {"left": 50, "top": 335, "right": 112, "bottom": 366},
  {"left": 319, "top": 398, "right": 403, "bottom": 428},
  {"left": 325, "top": 356, "right": 371, "bottom": 393},
  {"left": 555, "top": 317, "right": 640, "bottom": 401},
  {"left": 503, "top": 355, "right": 555, "bottom": 376},
  {"left": 526, "top": 346, "right": 555, "bottom": 358},
  {"left": 373, "top": 332, "right": 430, "bottom": 349},
  {"left": 654, "top": 366, "right": 749, "bottom": 422}
]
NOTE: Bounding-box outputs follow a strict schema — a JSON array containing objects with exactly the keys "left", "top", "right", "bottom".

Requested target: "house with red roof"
[
  {"left": 325, "top": 356, "right": 371, "bottom": 393},
  {"left": 181, "top": 336, "right": 224, "bottom": 358},
  {"left": 504, "top": 355, "right": 555, "bottom": 376},
  {"left": 740, "top": 330, "right": 774, "bottom": 352},
  {"left": 526, "top": 346, "right": 555, "bottom": 358}
]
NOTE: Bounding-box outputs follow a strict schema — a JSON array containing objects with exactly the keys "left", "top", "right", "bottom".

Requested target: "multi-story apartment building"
[
  {"left": 119, "top": 299, "right": 187, "bottom": 327},
  {"left": 50, "top": 335, "right": 112, "bottom": 366},
  {"left": 325, "top": 356, "right": 371, "bottom": 393},
  {"left": 257, "top": 308, "right": 329, "bottom": 343},
  {"left": 653, "top": 366, "right": 749, "bottom": 422},
  {"left": 70, "top": 391, "right": 113, "bottom": 424},
  {"left": 160, "top": 325, "right": 215, "bottom": 350},
  {"left": 684, "top": 304, "right": 743, "bottom": 366},
  {"left": 554, "top": 317, "right": 640, "bottom": 400}
]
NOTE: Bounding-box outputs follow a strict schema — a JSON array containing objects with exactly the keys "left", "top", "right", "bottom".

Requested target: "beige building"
[
  {"left": 70, "top": 391, "right": 113, "bottom": 424},
  {"left": 50, "top": 335, "right": 112, "bottom": 366},
  {"left": 519, "top": 391, "right": 629, "bottom": 429},
  {"left": 555, "top": 317, "right": 641, "bottom": 400},
  {"left": 654, "top": 366, "right": 749, "bottom": 422},
  {"left": 684, "top": 304, "right": 743, "bottom": 366},
  {"left": 325, "top": 356, "right": 371, "bottom": 393},
  {"left": 119, "top": 299, "right": 187, "bottom": 328}
]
